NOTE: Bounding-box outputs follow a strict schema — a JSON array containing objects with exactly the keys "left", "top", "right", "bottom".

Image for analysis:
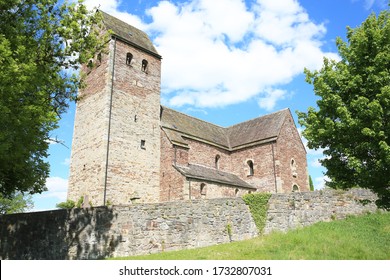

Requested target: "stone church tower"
[{"left": 68, "top": 11, "right": 162, "bottom": 206}]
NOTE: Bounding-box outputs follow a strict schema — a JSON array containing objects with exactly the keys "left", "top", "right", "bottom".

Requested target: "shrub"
[{"left": 56, "top": 200, "right": 76, "bottom": 209}]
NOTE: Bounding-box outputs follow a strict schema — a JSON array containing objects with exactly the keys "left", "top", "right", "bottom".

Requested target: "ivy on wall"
[{"left": 242, "top": 193, "right": 272, "bottom": 234}]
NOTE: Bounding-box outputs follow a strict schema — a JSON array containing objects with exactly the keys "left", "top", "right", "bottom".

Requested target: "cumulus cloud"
[
  {"left": 314, "top": 175, "right": 330, "bottom": 190},
  {"left": 42, "top": 177, "right": 68, "bottom": 201},
  {"left": 84, "top": 0, "right": 338, "bottom": 110}
]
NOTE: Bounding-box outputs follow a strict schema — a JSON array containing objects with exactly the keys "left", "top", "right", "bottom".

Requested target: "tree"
[
  {"left": 298, "top": 8, "right": 390, "bottom": 209},
  {"left": 309, "top": 175, "right": 314, "bottom": 191},
  {"left": 0, "top": 192, "right": 33, "bottom": 214},
  {"left": 0, "top": 0, "right": 106, "bottom": 198}
]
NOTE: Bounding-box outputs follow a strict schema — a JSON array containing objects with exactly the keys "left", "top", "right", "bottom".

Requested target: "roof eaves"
[
  {"left": 230, "top": 136, "right": 278, "bottom": 151},
  {"left": 187, "top": 176, "right": 257, "bottom": 190}
]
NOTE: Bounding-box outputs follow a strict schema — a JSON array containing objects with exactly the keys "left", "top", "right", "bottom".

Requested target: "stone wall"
[
  {"left": 275, "top": 111, "right": 309, "bottom": 193},
  {"left": 264, "top": 188, "right": 378, "bottom": 234},
  {"left": 0, "top": 198, "right": 257, "bottom": 260},
  {"left": 0, "top": 189, "right": 379, "bottom": 260}
]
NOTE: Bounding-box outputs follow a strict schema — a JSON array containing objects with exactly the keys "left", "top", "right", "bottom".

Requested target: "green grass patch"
[{"left": 109, "top": 212, "right": 390, "bottom": 260}]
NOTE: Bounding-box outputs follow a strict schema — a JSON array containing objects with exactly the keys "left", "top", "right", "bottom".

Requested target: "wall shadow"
[{"left": 0, "top": 207, "right": 121, "bottom": 260}]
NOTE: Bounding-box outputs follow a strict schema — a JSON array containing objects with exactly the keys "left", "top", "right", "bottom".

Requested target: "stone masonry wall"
[
  {"left": 275, "top": 111, "right": 309, "bottom": 193},
  {"left": 0, "top": 198, "right": 257, "bottom": 260},
  {"left": 0, "top": 189, "right": 379, "bottom": 260},
  {"left": 264, "top": 188, "right": 378, "bottom": 234}
]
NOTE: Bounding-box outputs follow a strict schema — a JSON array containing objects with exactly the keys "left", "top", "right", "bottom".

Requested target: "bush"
[{"left": 56, "top": 200, "right": 76, "bottom": 209}]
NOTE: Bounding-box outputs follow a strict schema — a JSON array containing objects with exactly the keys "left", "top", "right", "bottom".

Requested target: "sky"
[{"left": 31, "top": 0, "right": 389, "bottom": 211}]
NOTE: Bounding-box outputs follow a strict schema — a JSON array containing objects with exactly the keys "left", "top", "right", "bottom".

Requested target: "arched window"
[
  {"left": 292, "top": 184, "right": 299, "bottom": 192},
  {"left": 97, "top": 52, "right": 102, "bottom": 64},
  {"left": 247, "top": 160, "right": 254, "bottom": 176},
  {"left": 126, "top": 52, "right": 133, "bottom": 65},
  {"left": 200, "top": 183, "right": 206, "bottom": 198},
  {"left": 291, "top": 158, "right": 297, "bottom": 177},
  {"left": 87, "top": 58, "right": 94, "bottom": 69},
  {"left": 141, "top": 59, "right": 148, "bottom": 72},
  {"left": 235, "top": 188, "right": 239, "bottom": 196},
  {"left": 215, "top": 155, "right": 220, "bottom": 170}
]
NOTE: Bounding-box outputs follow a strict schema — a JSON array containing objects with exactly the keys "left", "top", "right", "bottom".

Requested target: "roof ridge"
[
  {"left": 227, "top": 108, "right": 289, "bottom": 129},
  {"left": 161, "top": 106, "right": 291, "bottom": 150},
  {"left": 99, "top": 10, "right": 161, "bottom": 58},
  {"left": 161, "top": 106, "right": 226, "bottom": 129}
]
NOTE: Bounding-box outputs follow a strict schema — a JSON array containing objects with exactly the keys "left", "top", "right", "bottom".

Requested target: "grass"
[{"left": 109, "top": 211, "right": 390, "bottom": 260}]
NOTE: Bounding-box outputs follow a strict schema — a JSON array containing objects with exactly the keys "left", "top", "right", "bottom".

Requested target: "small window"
[
  {"left": 140, "top": 140, "right": 146, "bottom": 149},
  {"left": 235, "top": 188, "right": 239, "bottom": 196},
  {"left": 126, "top": 53, "right": 133, "bottom": 65},
  {"left": 215, "top": 155, "right": 220, "bottom": 170},
  {"left": 292, "top": 185, "right": 299, "bottom": 192},
  {"left": 141, "top": 59, "right": 148, "bottom": 72},
  {"left": 200, "top": 183, "right": 206, "bottom": 198},
  {"left": 97, "top": 53, "right": 102, "bottom": 65},
  {"left": 291, "top": 158, "right": 297, "bottom": 177},
  {"left": 87, "top": 58, "right": 94, "bottom": 69},
  {"left": 247, "top": 160, "right": 254, "bottom": 176}
]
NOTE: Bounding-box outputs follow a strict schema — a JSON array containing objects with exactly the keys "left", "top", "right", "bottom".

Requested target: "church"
[{"left": 67, "top": 11, "right": 309, "bottom": 206}]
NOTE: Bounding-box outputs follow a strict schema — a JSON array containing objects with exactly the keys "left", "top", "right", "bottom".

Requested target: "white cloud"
[
  {"left": 62, "top": 158, "right": 71, "bottom": 166},
  {"left": 42, "top": 177, "right": 68, "bottom": 201},
  {"left": 310, "top": 158, "right": 322, "bottom": 168},
  {"left": 363, "top": 0, "right": 375, "bottom": 9},
  {"left": 314, "top": 175, "right": 330, "bottom": 190},
  {"left": 146, "top": 0, "right": 338, "bottom": 109},
  {"left": 258, "top": 88, "right": 287, "bottom": 111},
  {"left": 83, "top": 0, "right": 339, "bottom": 110},
  {"left": 352, "top": 0, "right": 388, "bottom": 10}
]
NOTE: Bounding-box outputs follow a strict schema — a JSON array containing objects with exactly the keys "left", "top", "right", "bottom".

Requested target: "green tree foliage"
[
  {"left": 309, "top": 175, "right": 314, "bottom": 191},
  {"left": 0, "top": 192, "right": 33, "bottom": 214},
  {"left": 298, "top": 8, "right": 390, "bottom": 209},
  {"left": 0, "top": 0, "right": 105, "bottom": 198}
]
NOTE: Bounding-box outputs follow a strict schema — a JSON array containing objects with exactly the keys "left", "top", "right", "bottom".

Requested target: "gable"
[
  {"left": 100, "top": 11, "right": 161, "bottom": 59},
  {"left": 227, "top": 109, "right": 288, "bottom": 149}
]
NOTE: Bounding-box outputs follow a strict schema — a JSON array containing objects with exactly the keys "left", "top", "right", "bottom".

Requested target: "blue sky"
[{"left": 32, "top": 0, "right": 388, "bottom": 211}]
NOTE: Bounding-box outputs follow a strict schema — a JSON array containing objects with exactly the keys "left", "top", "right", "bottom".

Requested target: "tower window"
[
  {"left": 87, "top": 58, "right": 94, "bottom": 69},
  {"left": 291, "top": 158, "right": 297, "bottom": 177},
  {"left": 292, "top": 184, "right": 299, "bottom": 192},
  {"left": 215, "top": 155, "right": 220, "bottom": 170},
  {"left": 140, "top": 140, "right": 146, "bottom": 149},
  {"left": 247, "top": 160, "right": 254, "bottom": 176},
  {"left": 97, "top": 53, "right": 102, "bottom": 65},
  {"left": 141, "top": 59, "right": 148, "bottom": 72},
  {"left": 200, "top": 183, "right": 206, "bottom": 198},
  {"left": 126, "top": 52, "right": 133, "bottom": 65}
]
